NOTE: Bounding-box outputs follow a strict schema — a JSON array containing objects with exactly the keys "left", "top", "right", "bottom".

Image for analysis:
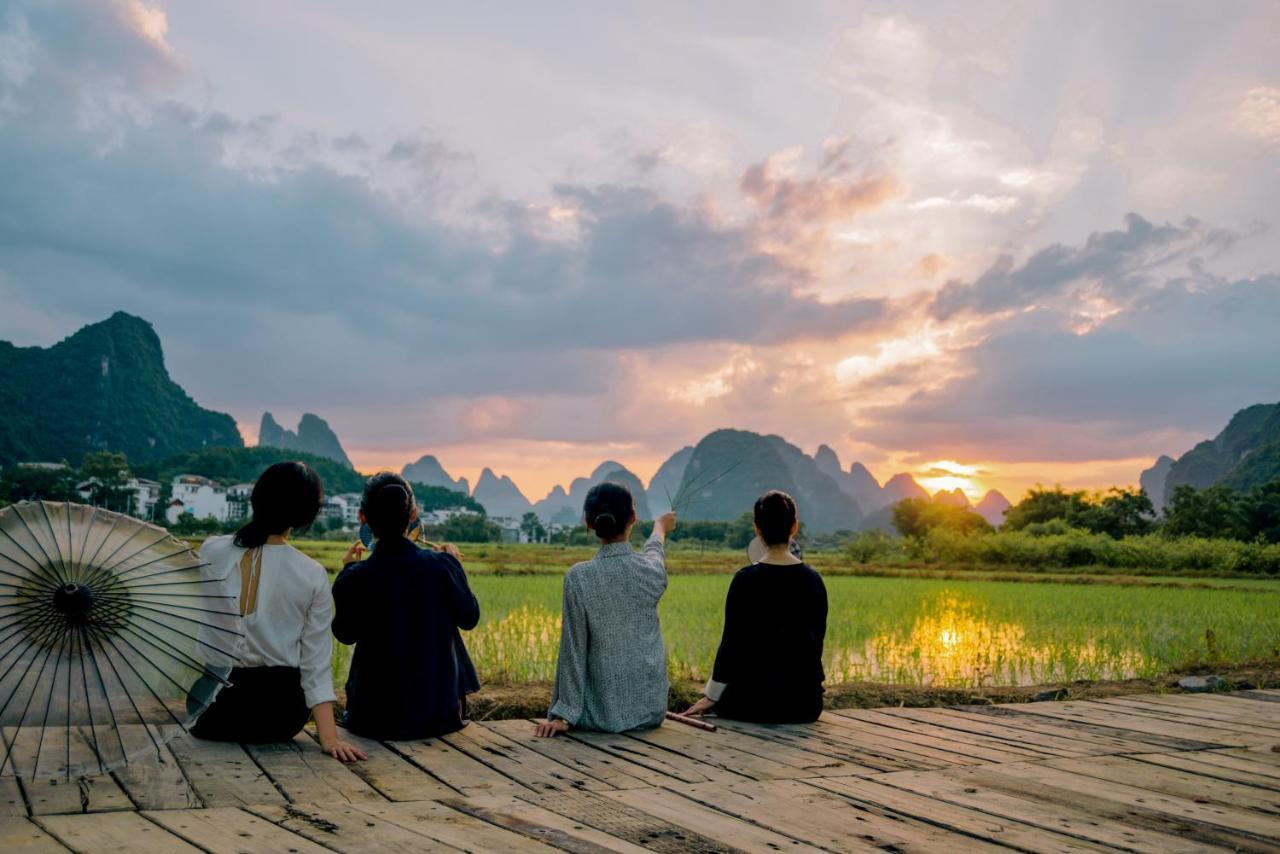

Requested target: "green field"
[{"left": 300, "top": 541, "right": 1280, "bottom": 692}]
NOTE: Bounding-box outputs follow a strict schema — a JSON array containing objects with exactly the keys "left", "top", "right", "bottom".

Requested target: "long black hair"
[
  {"left": 583, "top": 481, "right": 634, "bottom": 540},
  {"left": 234, "top": 461, "right": 325, "bottom": 548},
  {"left": 361, "top": 472, "right": 417, "bottom": 541}
]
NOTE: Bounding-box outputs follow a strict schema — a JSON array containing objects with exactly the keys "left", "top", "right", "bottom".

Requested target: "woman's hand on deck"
[
  {"left": 320, "top": 735, "right": 367, "bottom": 763},
  {"left": 684, "top": 696, "right": 716, "bottom": 716},
  {"left": 534, "top": 719, "right": 570, "bottom": 738},
  {"left": 341, "top": 541, "right": 365, "bottom": 566}
]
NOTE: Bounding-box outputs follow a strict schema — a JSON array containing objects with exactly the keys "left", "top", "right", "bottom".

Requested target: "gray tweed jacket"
[{"left": 547, "top": 533, "right": 668, "bottom": 731}]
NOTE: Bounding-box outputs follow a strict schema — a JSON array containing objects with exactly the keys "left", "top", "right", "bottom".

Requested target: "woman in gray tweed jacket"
[{"left": 534, "top": 482, "right": 677, "bottom": 736}]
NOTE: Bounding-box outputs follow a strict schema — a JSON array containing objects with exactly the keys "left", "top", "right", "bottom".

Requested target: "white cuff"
[{"left": 704, "top": 679, "right": 727, "bottom": 702}]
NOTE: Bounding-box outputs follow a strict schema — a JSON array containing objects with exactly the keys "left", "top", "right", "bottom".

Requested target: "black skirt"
[{"left": 190, "top": 666, "right": 310, "bottom": 743}]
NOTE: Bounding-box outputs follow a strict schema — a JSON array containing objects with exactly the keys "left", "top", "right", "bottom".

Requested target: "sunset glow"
[{"left": 1, "top": 1, "right": 1276, "bottom": 505}]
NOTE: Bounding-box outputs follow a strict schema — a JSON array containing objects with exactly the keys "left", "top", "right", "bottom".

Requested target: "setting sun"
[{"left": 916, "top": 460, "right": 985, "bottom": 501}]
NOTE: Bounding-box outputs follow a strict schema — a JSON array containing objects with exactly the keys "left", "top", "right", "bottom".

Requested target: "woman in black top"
[
  {"left": 685, "top": 490, "right": 827, "bottom": 723},
  {"left": 332, "top": 473, "right": 480, "bottom": 739}
]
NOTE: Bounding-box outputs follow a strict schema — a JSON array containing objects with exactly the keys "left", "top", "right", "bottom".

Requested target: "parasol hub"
[{"left": 52, "top": 583, "right": 95, "bottom": 625}]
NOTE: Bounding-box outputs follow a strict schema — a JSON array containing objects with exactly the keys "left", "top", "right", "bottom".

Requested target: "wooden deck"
[{"left": 4, "top": 690, "right": 1279, "bottom": 852}]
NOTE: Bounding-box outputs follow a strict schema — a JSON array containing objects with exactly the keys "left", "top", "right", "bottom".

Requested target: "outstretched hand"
[
  {"left": 533, "top": 719, "right": 570, "bottom": 738},
  {"left": 684, "top": 696, "right": 716, "bottom": 716},
  {"left": 655, "top": 511, "right": 677, "bottom": 536},
  {"left": 321, "top": 736, "right": 367, "bottom": 764}
]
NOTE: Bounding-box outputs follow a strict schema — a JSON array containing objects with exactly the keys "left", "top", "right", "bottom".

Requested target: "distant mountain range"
[
  {"left": 533, "top": 462, "right": 653, "bottom": 525},
  {"left": 671, "top": 429, "right": 863, "bottom": 534},
  {"left": 403, "top": 454, "right": 470, "bottom": 495},
  {"left": 1, "top": 312, "right": 1028, "bottom": 529},
  {"left": 257, "top": 412, "right": 352, "bottom": 468},
  {"left": 1146, "top": 402, "right": 1280, "bottom": 507},
  {"left": 0, "top": 312, "right": 242, "bottom": 466}
]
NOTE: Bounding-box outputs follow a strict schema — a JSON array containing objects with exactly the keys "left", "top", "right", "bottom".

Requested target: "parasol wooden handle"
[{"left": 665, "top": 711, "right": 717, "bottom": 732}]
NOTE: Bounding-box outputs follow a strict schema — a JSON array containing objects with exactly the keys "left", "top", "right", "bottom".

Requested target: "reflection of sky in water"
[{"left": 333, "top": 589, "right": 1159, "bottom": 689}]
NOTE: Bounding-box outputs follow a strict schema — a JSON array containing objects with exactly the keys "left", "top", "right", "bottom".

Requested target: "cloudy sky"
[{"left": 2, "top": 0, "right": 1278, "bottom": 501}]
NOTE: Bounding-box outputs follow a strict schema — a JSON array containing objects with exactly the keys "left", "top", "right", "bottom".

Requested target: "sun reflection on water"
[{"left": 830, "top": 593, "right": 1152, "bottom": 687}]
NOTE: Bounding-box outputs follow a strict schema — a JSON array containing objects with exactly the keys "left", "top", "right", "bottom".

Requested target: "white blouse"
[{"left": 200, "top": 535, "right": 338, "bottom": 708}]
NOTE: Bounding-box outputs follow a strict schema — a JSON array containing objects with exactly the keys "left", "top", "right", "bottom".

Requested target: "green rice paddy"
[{"left": 307, "top": 542, "right": 1280, "bottom": 690}]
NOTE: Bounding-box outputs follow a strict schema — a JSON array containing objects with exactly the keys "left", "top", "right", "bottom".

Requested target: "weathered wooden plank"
[
  {"left": 444, "top": 722, "right": 614, "bottom": 792},
  {"left": 1131, "top": 750, "right": 1280, "bottom": 791},
  {"left": 0, "top": 817, "right": 70, "bottom": 852},
  {"left": 1124, "top": 693, "right": 1280, "bottom": 727},
  {"left": 246, "top": 734, "right": 384, "bottom": 805},
  {"left": 355, "top": 799, "right": 562, "bottom": 852},
  {"left": 387, "top": 735, "right": 530, "bottom": 797},
  {"left": 821, "top": 711, "right": 1025, "bottom": 764},
  {"left": 837, "top": 708, "right": 1055, "bottom": 760},
  {"left": 0, "top": 775, "right": 28, "bottom": 816},
  {"left": 110, "top": 737, "right": 200, "bottom": 810},
  {"left": 302, "top": 728, "right": 455, "bottom": 802},
  {"left": 632, "top": 719, "right": 866, "bottom": 777},
  {"left": 36, "top": 812, "right": 200, "bottom": 853},
  {"left": 1096, "top": 696, "right": 1280, "bottom": 736},
  {"left": 247, "top": 801, "right": 457, "bottom": 852},
  {"left": 622, "top": 723, "right": 810, "bottom": 781},
  {"left": 996, "top": 701, "right": 1249, "bottom": 745},
  {"left": 675, "top": 777, "right": 1007, "bottom": 852},
  {"left": 146, "top": 806, "right": 333, "bottom": 853},
  {"left": 167, "top": 735, "right": 284, "bottom": 807},
  {"left": 23, "top": 774, "right": 132, "bottom": 817},
  {"left": 600, "top": 785, "right": 824, "bottom": 852},
  {"left": 9, "top": 729, "right": 131, "bottom": 816},
  {"left": 968, "top": 705, "right": 1229, "bottom": 751},
  {"left": 518, "top": 788, "right": 744, "bottom": 853},
  {"left": 811, "top": 776, "right": 1111, "bottom": 853},
  {"left": 947, "top": 705, "right": 1182, "bottom": 754},
  {"left": 563, "top": 728, "right": 738, "bottom": 785},
  {"left": 882, "top": 707, "right": 1099, "bottom": 756},
  {"left": 1237, "top": 743, "right": 1280, "bottom": 766},
  {"left": 1037, "top": 754, "right": 1280, "bottom": 815},
  {"left": 968, "top": 762, "right": 1280, "bottom": 850},
  {"left": 1236, "top": 690, "right": 1280, "bottom": 703},
  {"left": 448, "top": 793, "right": 655, "bottom": 853},
  {"left": 707, "top": 717, "right": 935, "bottom": 773},
  {"left": 802, "top": 717, "right": 980, "bottom": 767},
  {"left": 486, "top": 719, "right": 674, "bottom": 789},
  {"left": 882, "top": 766, "right": 1214, "bottom": 853}
]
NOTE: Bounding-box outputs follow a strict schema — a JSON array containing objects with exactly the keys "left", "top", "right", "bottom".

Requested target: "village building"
[{"left": 165, "top": 475, "right": 228, "bottom": 524}]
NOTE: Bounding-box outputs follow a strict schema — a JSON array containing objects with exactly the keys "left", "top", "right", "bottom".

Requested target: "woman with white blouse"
[{"left": 191, "top": 462, "right": 365, "bottom": 763}]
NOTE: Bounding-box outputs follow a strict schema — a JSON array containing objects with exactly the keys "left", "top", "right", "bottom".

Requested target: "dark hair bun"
[
  {"left": 583, "top": 482, "right": 632, "bottom": 540},
  {"left": 754, "top": 490, "right": 798, "bottom": 546},
  {"left": 362, "top": 473, "right": 416, "bottom": 541}
]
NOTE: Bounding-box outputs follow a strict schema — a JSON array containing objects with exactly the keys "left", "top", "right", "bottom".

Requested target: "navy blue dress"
[{"left": 332, "top": 537, "right": 480, "bottom": 739}]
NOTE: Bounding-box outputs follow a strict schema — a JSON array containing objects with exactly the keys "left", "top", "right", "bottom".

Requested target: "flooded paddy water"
[{"left": 330, "top": 572, "right": 1280, "bottom": 690}]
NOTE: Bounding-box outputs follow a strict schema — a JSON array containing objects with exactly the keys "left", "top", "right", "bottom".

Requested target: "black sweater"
[
  {"left": 710, "top": 561, "right": 827, "bottom": 723},
  {"left": 332, "top": 537, "right": 480, "bottom": 739}
]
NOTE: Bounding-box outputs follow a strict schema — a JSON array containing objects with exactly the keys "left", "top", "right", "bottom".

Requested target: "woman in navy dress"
[{"left": 332, "top": 473, "right": 480, "bottom": 739}]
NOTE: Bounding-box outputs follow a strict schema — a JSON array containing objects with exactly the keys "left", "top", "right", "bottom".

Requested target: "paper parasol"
[{"left": 0, "top": 501, "right": 242, "bottom": 779}]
